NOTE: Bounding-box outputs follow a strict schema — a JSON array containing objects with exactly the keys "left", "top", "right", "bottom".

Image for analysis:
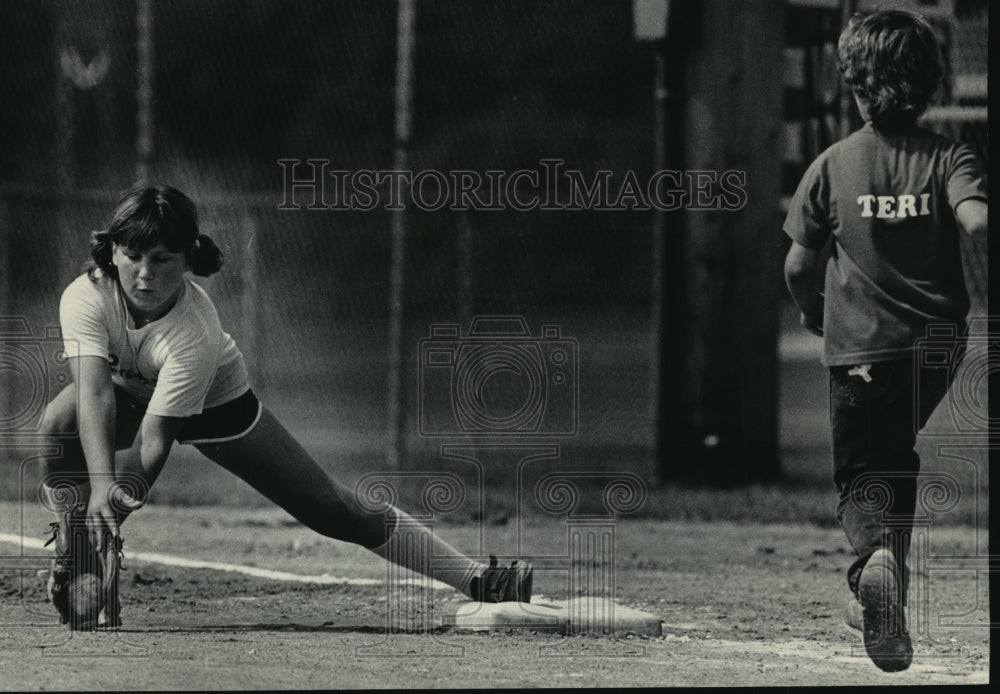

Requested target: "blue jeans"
[{"left": 829, "top": 349, "right": 960, "bottom": 602}]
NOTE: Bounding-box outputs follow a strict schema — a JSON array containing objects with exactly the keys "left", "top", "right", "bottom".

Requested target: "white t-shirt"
[{"left": 59, "top": 271, "right": 250, "bottom": 417}]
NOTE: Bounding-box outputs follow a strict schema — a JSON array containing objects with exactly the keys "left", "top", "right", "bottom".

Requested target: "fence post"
[
  {"left": 661, "top": 0, "right": 784, "bottom": 483},
  {"left": 387, "top": 0, "right": 417, "bottom": 470},
  {"left": 457, "top": 211, "right": 474, "bottom": 327},
  {"left": 240, "top": 210, "right": 264, "bottom": 401},
  {"left": 0, "top": 200, "right": 10, "bottom": 317},
  {"left": 1, "top": 199, "right": 10, "bottom": 425},
  {"left": 135, "top": 0, "right": 155, "bottom": 183}
]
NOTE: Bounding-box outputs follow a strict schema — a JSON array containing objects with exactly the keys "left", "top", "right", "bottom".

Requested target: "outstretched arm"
[
  {"left": 784, "top": 240, "right": 825, "bottom": 337},
  {"left": 70, "top": 356, "right": 124, "bottom": 548}
]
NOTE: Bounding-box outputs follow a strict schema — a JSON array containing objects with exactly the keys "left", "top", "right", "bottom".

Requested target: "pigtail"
[
  {"left": 91, "top": 185, "right": 219, "bottom": 278},
  {"left": 86, "top": 229, "right": 117, "bottom": 281},
  {"left": 189, "top": 233, "right": 224, "bottom": 277}
]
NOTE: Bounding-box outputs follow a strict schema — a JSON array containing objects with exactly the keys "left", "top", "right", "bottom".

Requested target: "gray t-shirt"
[
  {"left": 783, "top": 122, "right": 986, "bottom": 366},
  {"left": 60, "top": 271, "right": 249, "bottom": 416}
]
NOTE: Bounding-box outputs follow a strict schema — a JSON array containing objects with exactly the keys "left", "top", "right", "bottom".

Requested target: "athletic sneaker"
[
  {"left": 97, "top": 535, "right": 124, "bottom": 629},
  {"left": 843, "top": 595, "right": 863, "bottom": 633},
  {"left": 470, "top": 555, "right": 533, "bottom": 603},
  {"left": 43, "top": 503, "right": 89, "bottom": 626},
  {"left": 858, "top": 548, "right": 912, "bottom": 672},
  {"left": 42, "top": 504, "right": 106, "bottom": 630}
]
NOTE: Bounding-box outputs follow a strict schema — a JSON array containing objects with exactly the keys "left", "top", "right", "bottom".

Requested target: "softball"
[{"left": 67, "top": 573, "right": 104, "bottom": 631}]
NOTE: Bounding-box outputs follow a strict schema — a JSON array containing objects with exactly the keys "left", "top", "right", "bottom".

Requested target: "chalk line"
[{"left": 0, "top": 532, "right": 455, "bottom": 591}]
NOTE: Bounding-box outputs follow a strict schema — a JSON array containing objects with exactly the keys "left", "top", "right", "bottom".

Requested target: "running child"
[{"left": 782, "top": 9, "right": 987, "bottom": 673}]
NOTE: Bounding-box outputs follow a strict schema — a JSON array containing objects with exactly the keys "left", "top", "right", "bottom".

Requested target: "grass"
[
  {"left": 1, "top": 303, "right": 987, "bottom": 530},
  {"left": 4, "top": 438, "right": 983, "bottom": 530}
]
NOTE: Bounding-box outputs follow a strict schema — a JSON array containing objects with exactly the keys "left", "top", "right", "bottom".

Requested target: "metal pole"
[
  {"left": 55, "top": 14, "right": 76, "bottom": 294},
  {"left": 0, "top": 200, "right": 10, "bottom": 427},
  {"left": 457, "top": 211, "right": 474, "bottom": 326},
  {"left": 650, "top": 45, "right": 667, "bottom": 479},
  {"left": 55, "top": 45, "right": 74, "bottom": 193},
  {"left": 0, "top": 201, "right": 9, "bottom": 317},
  {"left": 839, "top": 0, "right": 856, "bottom": 140},
  {"left": 136, "top": 0, "right": 154, "bottom": 183},
  {"left": 387, "top": 0, "right": 416, "bottom": 469},
  {"left": 242, "top": 211, "right": 264, "bottom": 401}
]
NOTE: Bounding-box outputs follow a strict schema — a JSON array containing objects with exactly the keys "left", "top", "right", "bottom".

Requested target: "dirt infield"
[{"left": 0, "top": 502, "right": 988, "bottom": 689}]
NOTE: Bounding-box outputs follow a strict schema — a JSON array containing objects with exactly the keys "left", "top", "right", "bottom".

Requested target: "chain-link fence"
[
  {"left": 1, "top": 0, "right": 660, "bottom": 470},
  {"left": 919, "top": 0, "right": 989, "bottom": 312},
  {"left": 1, "top": 0, "right": 988, "bottom": 473}
]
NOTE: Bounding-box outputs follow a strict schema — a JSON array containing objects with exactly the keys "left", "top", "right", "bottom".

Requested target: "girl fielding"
[{"left": 41, "top": 184, "right": 531, "bottom": 629}]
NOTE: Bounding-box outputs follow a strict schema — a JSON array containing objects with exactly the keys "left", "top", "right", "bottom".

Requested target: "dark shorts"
[
  {"left": 114, "top": 386, "right": 262, "bottom": 446},
  {"left": 176, "top": 389, "right": 262, "bottom": 444}
]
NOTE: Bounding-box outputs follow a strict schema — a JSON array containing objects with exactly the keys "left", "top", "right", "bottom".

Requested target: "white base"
[{"left": 442, "top": 597, "right": 662, "bottom": 637}]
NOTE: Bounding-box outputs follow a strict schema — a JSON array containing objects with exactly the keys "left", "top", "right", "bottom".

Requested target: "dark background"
[{"left": 0, "top": 0, "right": 988, "bottom": 496}]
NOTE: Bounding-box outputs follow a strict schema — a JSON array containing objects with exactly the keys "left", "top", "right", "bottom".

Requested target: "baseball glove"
[{"left": 45, "top": 508, "right": 124, "bottom": 630}]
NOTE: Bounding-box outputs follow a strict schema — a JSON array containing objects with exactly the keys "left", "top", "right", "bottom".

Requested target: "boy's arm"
[
  {"left": 784, "top": 240, "right": 824, "bottom": 337},
  {"left": 955, "top": 199, "right": 987, "bottom": 236}
]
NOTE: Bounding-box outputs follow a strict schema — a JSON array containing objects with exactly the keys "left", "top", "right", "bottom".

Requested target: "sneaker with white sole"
[
  {"left": 470, "top": 555, "right": 533, "bottom": 603},
  {"left": 844, "top": 595, "right": 863, "bottom": 633},
  {"left": 42, "top": 503, "right": 96, "bottom": 626},
  {"left": 42, "top": 504, "right": 111, "bottom": 631},
  {"left": 858, "top": 548, "right": 912, "bottom": 672},
  {"left": 98, "top": 534, "right": 124, "bottom": 629}
]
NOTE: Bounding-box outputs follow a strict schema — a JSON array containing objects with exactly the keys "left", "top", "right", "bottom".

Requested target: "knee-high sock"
[{"left": 369, "top": 508, "right": 485, "bottom": 600}]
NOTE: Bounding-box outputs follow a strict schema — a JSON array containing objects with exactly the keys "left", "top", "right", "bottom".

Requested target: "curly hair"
[
  {"left": 837, "top": 10, "right": 943, "bottom": 133},
  {"left": 88, "top": 185, "right": 223, "bottom": 280}
]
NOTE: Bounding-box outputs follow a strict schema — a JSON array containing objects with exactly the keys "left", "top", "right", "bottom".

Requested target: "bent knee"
[{"left": 40, "top": 400, "right": 78, "bottom": 437}]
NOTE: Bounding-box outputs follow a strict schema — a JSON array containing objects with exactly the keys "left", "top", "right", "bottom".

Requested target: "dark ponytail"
[
  {"left": 87, "top": 229, "right": 115, "bottom": 279},
  {"left": 85, "top": 184, "right": 225, "bottom": 281},
  {"left": 189, "top": 233, "right": 224, "bottom": 277}
]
